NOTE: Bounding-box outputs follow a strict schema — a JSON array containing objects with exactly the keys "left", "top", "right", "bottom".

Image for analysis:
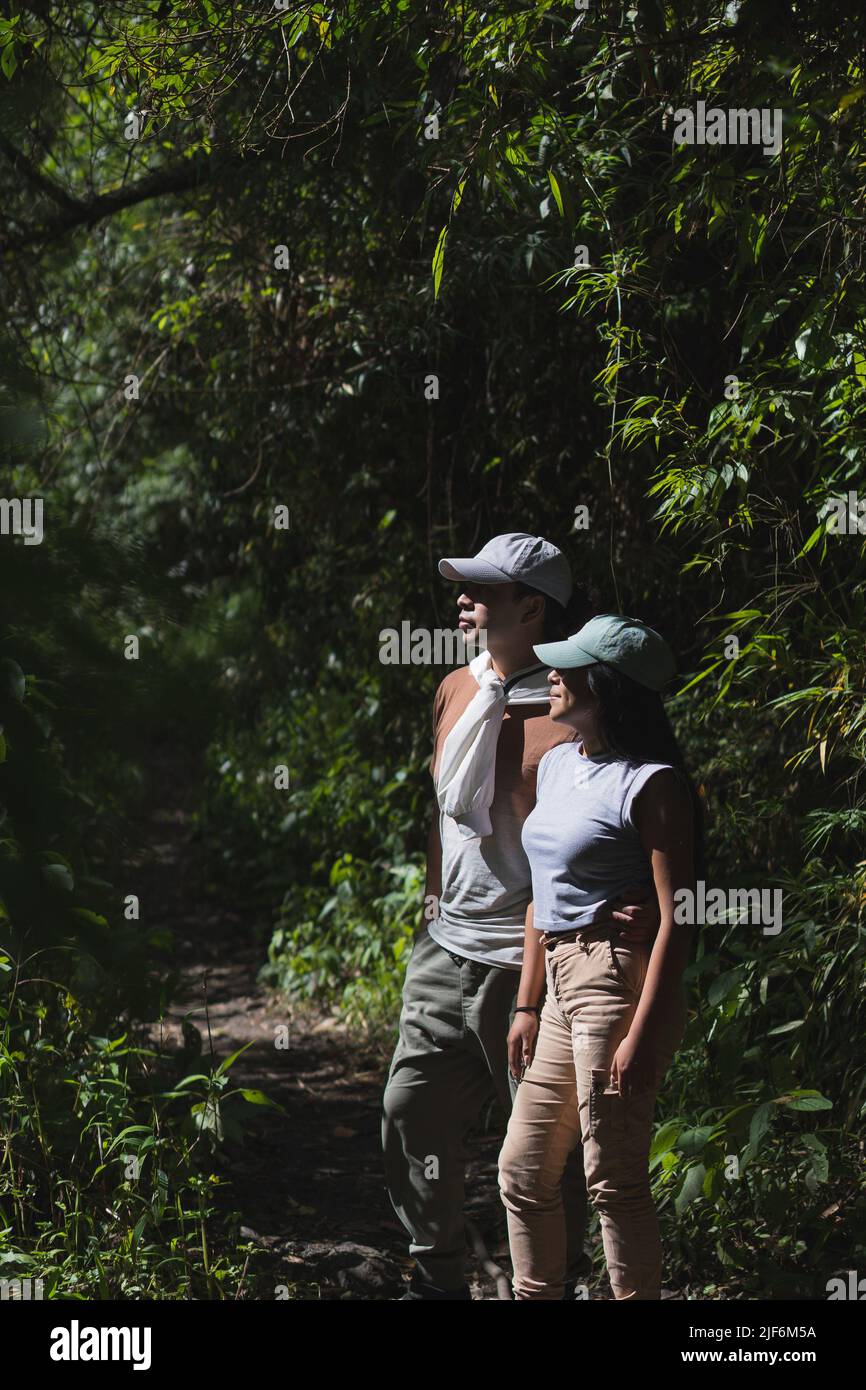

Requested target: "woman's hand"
[
  {"left": 508, "top": 1011, "right": 539, "bottom": 1082},
  {"left": 610, "top": 1031, "right": 660, "bottom": 1097}
]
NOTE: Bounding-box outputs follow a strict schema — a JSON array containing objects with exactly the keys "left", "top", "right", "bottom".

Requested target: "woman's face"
[{"left": 547, "top": 665, "right": 603, "bottom": 742}]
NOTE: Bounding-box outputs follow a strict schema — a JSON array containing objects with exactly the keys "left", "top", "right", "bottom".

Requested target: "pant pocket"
[
  {"left": 606, "top": 938, "right": 646, "bottom": 993},
  {"left": 588, "top": 1067, "right": 625, "bottom": 1140}
]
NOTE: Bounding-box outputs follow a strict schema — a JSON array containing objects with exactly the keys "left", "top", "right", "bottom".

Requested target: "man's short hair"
[{"left": 512, "top": 580, "right": 592, "bottom": 642}]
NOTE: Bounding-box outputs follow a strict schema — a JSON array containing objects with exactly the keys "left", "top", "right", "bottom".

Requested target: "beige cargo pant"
[{"left": 498, "top": 924, "right": 686, "bottom": 1300}]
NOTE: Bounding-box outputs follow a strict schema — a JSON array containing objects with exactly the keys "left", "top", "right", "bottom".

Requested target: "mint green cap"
[{"left": 534, "top": 614, "right": 675, "bottom": 691}]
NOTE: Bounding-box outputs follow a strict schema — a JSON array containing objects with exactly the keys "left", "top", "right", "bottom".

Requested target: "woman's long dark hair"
[{"left": 585, "top": 660, "right": 706, "bottom": 880}]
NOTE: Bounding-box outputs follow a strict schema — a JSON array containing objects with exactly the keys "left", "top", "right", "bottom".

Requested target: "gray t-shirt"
[
  {"left": 431, "top": 801, "right": 532, "bottom": 967},
  {"left": 521, "top": 742, "right": 672, "bottom": 933},
  {"left": 426, "top": 667, "right": 577, "bottom": 969}
]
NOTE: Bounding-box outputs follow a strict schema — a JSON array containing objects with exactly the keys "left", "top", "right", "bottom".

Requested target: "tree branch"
[
  {"left": 0, "top": 143, "right": 287, "bottom": 253},
  {"left": 0, "top": 134, "right": 87, "bottom": 216}
]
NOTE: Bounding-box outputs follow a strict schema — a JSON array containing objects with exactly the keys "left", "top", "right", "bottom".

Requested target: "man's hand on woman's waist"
[{"left": 608, "top": 884, "right": 660, "bottom": 941}]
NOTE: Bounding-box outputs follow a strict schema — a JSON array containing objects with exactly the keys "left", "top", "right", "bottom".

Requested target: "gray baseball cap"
[
  {"left": 534, "top": 614, "right": 676, "bottom": 691},
  {"left": 438, "top": 532, "right": 572, "bottom": 606}
]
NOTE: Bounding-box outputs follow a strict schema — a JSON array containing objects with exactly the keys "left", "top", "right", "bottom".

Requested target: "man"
[{"left": 382, "top": 533, "right": 656, "bottom": 1300}]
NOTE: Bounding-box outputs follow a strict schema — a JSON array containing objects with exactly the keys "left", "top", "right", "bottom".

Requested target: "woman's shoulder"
[
  {"left": 538, "top": 740, "right": 580, "bottom": 769},
  {"left": 535, "top": 740, "right": 577, "bottom": 784},
  {"left": 624, "top": 758, "right": 676, "bottom": 784},
  {"left": 620, "top": 761, "right": 682, "bottom": 822}
]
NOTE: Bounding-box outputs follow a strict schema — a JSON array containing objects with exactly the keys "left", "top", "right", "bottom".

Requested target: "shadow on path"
[{"left": 136, "top": 749, "right": 515, "bottom": 1300}]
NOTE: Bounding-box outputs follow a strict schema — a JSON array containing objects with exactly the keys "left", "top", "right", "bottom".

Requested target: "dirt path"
[{"left": 138, "top": 749, "right": 515, "bottom": 1300}]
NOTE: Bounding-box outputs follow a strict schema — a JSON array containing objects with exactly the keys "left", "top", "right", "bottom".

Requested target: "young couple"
[{"left": 382, "top": 532, "right": 700, "bottom": 1300}]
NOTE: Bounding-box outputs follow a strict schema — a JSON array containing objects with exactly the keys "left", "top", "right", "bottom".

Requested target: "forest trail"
[{"left": 135, "top": 745, "right": 516, "bottom": 1300}]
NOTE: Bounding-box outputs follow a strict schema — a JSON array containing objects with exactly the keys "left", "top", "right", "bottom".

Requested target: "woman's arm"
[
  {"left": 507, "top": 903, "right": 545, "bottom": 1080},
  {"left": 517, "top": 902, "right": 545, "bottom": 1008},
  {"left": 610, "top": 769, "right": 695, "bottom": 1096}
]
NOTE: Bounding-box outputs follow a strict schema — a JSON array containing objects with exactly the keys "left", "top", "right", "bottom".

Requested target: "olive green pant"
[{"left": 382, "top": 926, "right": 588, "bottom": 1294}]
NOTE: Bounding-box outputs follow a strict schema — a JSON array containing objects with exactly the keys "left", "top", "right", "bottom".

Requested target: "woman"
[{"left": 497, "top": 614, "right": 702, "bottom": 1301}]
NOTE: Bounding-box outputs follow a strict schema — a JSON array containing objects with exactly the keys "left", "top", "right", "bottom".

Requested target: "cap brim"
[
  {"left": 438, "top": 557, "right": 513, "bottom": 584},
  {"left": 533, "top": 639, "right": 597, "bottom": 670}
]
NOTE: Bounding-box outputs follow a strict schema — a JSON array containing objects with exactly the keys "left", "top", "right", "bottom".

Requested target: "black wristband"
[{"left": 514, "top": 1005, "right": 540, "bottom": 1015}]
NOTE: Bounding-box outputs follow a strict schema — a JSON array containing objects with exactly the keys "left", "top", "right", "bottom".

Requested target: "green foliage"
[
  {"left": 263, "top": 854, "right": 421, "bottom": 1033},
  {"left": 199, "top": 666, "right": 429, "bottom": 1030},
  {"left": 0, "top": 631, "right": 269, "bottom": 1296}
]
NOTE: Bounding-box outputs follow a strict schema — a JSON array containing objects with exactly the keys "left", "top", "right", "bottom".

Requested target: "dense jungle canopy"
[{"left": 0, "top": 0, "right": 864, "bottom": 1303}]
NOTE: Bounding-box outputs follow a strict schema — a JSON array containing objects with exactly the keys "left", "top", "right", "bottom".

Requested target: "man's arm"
[
  {"left": 423, "top": 678, "right": 445, "bottom": 928},
  {"left": 423, "top": 805, "right": 442, "bottom": 925},
  {"left": 610, "top": 885, "right": 660, "bottom": 940}
]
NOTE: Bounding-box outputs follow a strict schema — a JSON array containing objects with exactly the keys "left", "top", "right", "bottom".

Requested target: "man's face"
[{"left": 455, "top": 581, "right": 542, "bottom": 648}]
